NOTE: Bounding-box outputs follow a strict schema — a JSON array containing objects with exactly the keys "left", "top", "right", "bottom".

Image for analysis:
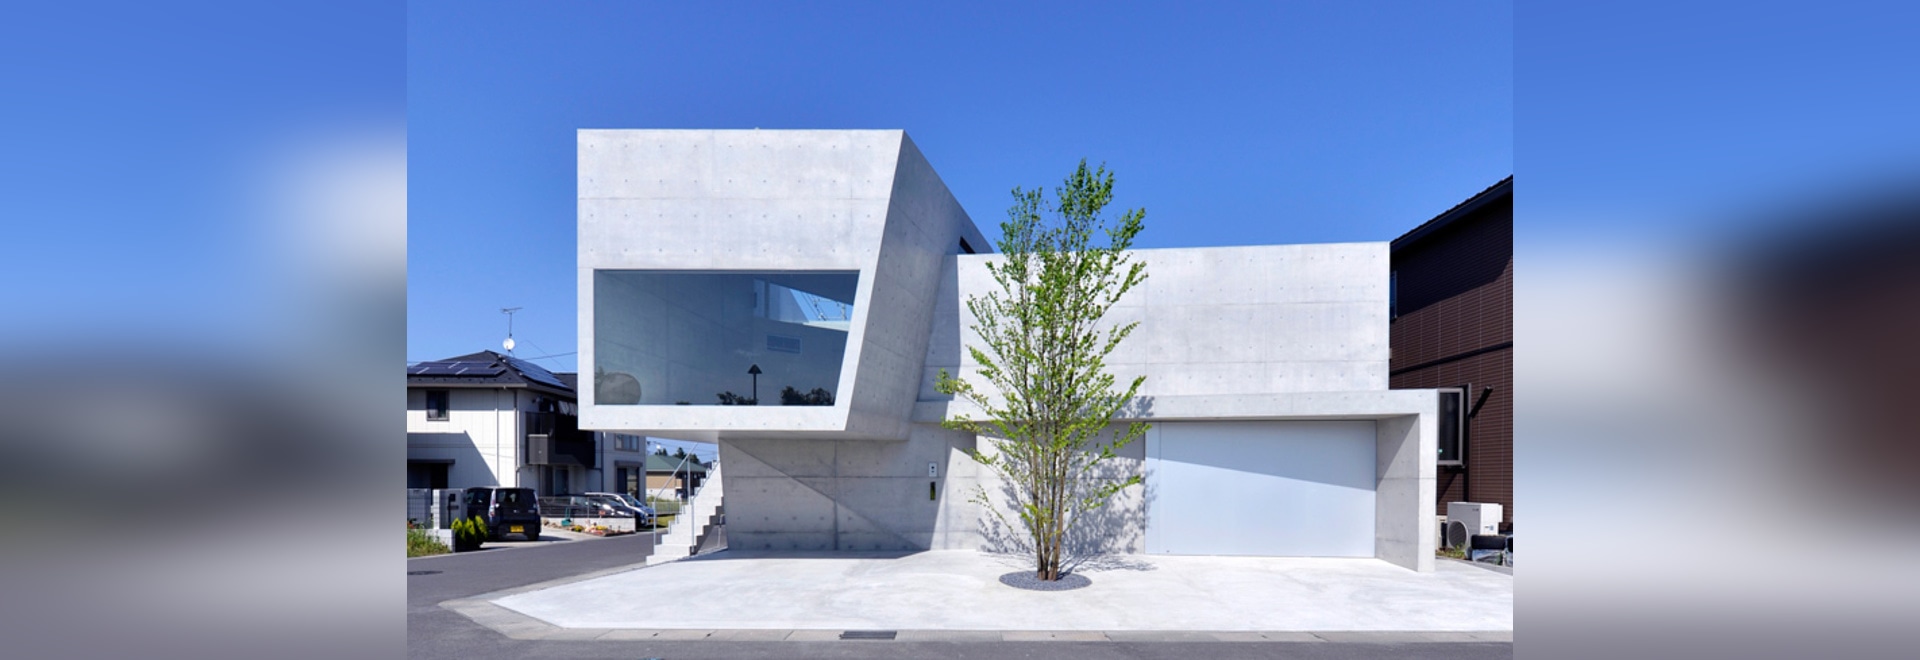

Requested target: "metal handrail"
[
  {"left": 649, "top": 453, "right": 697, "bottom": 548},
  {"left": 647, "top": 454, "right": 698, "bottom": 503},
  {"left": 646, "top": 454, "right": 719, "bottom": 555}
]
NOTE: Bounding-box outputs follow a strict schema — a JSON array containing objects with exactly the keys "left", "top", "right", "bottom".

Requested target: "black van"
[{"left": 462, "top": 487, "right": 542, "bottom": 541}]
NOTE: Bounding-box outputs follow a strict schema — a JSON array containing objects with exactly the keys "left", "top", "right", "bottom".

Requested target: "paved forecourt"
[{"left": 480, "top": 550, "right": 1510, "bottom": 635}]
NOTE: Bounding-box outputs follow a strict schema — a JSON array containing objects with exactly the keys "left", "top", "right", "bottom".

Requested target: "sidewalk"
[
  {"left": 411, "top": 526, "right": 621, "bottom": 560},
  {"left": 482, "top": 550, "right": 1511, "bottom": 634}
]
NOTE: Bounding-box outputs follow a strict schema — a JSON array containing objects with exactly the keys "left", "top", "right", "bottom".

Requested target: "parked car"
[
  {"left": 585, "top": 495, "right": 649, "bottom": 522},
  {"left": 462, "top": 487, "right": 541, "bottom": 541},
  {"left": 538, "top": 495, "right": 626, "bottom": 519},
  {"left": 585, "top": 492, "right": 655, "bottom": 524}
]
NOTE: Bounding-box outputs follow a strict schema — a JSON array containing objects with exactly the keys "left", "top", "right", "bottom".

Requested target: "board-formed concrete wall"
[
  {"left": 576, "top": 129, "right": 994, "bottom": 552},
  {"left": 720, "top": 424, "right": 987, "bottom": 552},
  {"left": 577, "top": 129, "right": 986, "bottom": 438},
  {"left": 1373, "top": 413, "right": 1436, "bottom": 571},
  {"left": 923, "top": 244, "right": 1391, "bottom": 405}
]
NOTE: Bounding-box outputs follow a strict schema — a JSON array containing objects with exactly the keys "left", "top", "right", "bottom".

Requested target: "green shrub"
[
  {"left": 407, "top": 528, "right": 449, "bottom": 557},
  {"left": 451, "top": 516, "right": 489, "bottom": 551}
]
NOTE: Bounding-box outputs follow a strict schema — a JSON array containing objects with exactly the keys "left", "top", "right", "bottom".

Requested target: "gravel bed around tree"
[{"left": 998, "top": 570, "right": 1091, "bottom": 591}]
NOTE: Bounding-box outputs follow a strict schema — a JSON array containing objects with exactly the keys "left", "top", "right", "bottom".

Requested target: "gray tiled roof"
[{"left": 406, "top": 350, "right": 575, "bottom": 397}]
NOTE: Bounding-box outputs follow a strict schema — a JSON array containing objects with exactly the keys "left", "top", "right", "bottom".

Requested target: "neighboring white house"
[
  {"left": 406, "top": 350, "right": 652, "bottom": 496},
  {"left": 575, "top": 129, "right": 1440, "bottom": 571}
]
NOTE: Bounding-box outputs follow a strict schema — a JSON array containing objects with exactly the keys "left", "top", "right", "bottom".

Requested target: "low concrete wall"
[{"left": 542, "top": 516, "right": 636, "bottom": 532}]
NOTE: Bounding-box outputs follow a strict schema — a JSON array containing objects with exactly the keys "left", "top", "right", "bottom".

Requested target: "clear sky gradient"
[{"left": 407, "top": 2, "right": 1513, "bottom": 372}]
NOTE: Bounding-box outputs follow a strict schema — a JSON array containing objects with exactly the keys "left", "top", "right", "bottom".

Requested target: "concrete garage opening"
[{"left": 1145, "top": 421, "right": 1377, "bottom": 557}]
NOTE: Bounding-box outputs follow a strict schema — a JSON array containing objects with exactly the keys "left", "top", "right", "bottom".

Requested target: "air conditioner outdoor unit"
[
  {"left": 1445, "top": 520, "right": 1471, "bottom": 549},
  {"left": 1447, "top": 502, "right": 1501, "bottom": 537}
]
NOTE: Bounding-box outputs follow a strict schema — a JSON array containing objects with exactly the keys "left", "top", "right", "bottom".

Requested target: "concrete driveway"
[{"left": 490, "top": 550, "right": 1511, "bottom": 633}]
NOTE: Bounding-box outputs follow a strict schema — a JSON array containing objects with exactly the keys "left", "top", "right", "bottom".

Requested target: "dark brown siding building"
[{"left": 1390, "top": 177, "right": 1513, "bottom": 526}]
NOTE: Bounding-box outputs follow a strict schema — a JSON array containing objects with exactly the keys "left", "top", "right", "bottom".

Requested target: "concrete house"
[{"left": 578, "top": 129, "right": 1442, "bottom": 571}]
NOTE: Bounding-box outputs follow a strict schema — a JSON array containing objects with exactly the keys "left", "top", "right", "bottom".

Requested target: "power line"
[
  {"left": 519, "top": 339, "right": 574, "bottom": 369},
  {"left": 406, "top": 350, "right": 575, "bottom": 365}
]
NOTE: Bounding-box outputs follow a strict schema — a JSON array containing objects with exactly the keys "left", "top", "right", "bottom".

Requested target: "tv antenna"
[{"left": 501, "top": 307, "right": 522, "bottom": 354}]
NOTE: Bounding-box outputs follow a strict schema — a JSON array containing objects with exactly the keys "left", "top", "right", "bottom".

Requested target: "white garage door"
[{"left": 1145, "top": 421, "right": 1376, "bottom": 557}]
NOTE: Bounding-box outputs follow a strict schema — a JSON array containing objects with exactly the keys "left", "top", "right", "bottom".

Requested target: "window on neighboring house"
[
  {"left": 425, "top": 389, "right": 449, "bottom": 421},
  {"left": 543, "top": 465, "right": 570, "bottom": 496},
  {"left": 1438, "top": 386, "right": 1464, "bottom": 465},
  {"left": 1389, "top": 270, "right": 1397, "bottom": 320},
  {"left": 407, "top": 461, "right": 449, "bottom": 489}
]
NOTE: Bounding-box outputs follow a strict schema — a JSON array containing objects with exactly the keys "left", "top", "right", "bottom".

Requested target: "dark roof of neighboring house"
[
  {"left": 1391, "top": 176, "right": 1513, "bottom": 252},
  {"left": 556, "top": 372, "right": 579, "bottom": 391},
  {"left": 407, "top": 350, "right": 575, "bottom": 397},
  {"left": 645, "top": 453, "right": 710, "bottom": 474}
]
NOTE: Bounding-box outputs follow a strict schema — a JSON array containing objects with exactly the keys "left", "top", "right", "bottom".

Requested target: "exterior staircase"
[{"left": 646, "top": 464, "right": 725, "bottom": 565}]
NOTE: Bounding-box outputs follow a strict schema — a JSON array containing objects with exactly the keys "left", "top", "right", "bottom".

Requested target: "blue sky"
[
  {"left": 407, "top": 2, "right": 1514, "bottom": 372},
  {"left": 1516, "top": 2, "right": 1920, "bottom": 247}
]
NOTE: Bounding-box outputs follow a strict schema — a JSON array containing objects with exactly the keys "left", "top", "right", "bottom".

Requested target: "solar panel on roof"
[
  {"left": 505, "top": 356, "right": 571, "bottom": 390},
  {"left": 410, "top": 361, "right": 505, "bottom": 377}
]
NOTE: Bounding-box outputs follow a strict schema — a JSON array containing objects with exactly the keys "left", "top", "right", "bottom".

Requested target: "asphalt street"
[{"left": 407, "top": 536, "right": 1512, "bottom": 660}]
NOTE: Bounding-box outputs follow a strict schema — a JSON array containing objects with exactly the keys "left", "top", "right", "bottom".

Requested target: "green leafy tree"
[
  {"left": 779, "top": 385, "right": 835, "bottom": 406},
  {"left": 715, "top": 391, "right": 757, "bottom": 405},
  {"left": 935, "top": 160, "right": 1149, "bottom": 582}
]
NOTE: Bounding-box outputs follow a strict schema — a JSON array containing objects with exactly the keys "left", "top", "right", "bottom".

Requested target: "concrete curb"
[
  {"left": 408, "top": 528, "right": 629, "bottom": 561},
  {"left": 439, "top": 598, "right": 1513, "bottom": 644},
  {"left": 445, "top": 595, "right": 1510, "bottom": 644},
  {"left": 1440, "top": 556, "right": 1514, "bottom": 575}
]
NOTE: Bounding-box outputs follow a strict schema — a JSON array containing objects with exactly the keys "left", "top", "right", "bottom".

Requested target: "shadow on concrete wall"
[
  {"left": 723, "top": 438, "right": 937, "bottom": 553},
  {"left": 1060, "top": 455, "right": 1154, "bottom": 574},
  {"left": 1066, "top": 398, "right": 1155, "bottom": 572},
  {"left": 973, "top": 426, "right": 1156, "bottom": 574}
]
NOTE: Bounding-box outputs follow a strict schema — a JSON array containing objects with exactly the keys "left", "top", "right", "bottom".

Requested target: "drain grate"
[
  {"left": 407, "top": 570, "right": 442, "bottom": 576},
  {"left": 839, "top": 630, "right": 897, "bottom": 640}
]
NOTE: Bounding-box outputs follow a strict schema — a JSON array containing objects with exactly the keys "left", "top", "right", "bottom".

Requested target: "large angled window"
[{"left": 593, "top": 271, "right": 858, "bottom": 406}]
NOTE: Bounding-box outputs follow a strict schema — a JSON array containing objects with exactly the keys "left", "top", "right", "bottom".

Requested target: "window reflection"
[{"left": 593, "top": 271, "right": 858, "bottom": 406}]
